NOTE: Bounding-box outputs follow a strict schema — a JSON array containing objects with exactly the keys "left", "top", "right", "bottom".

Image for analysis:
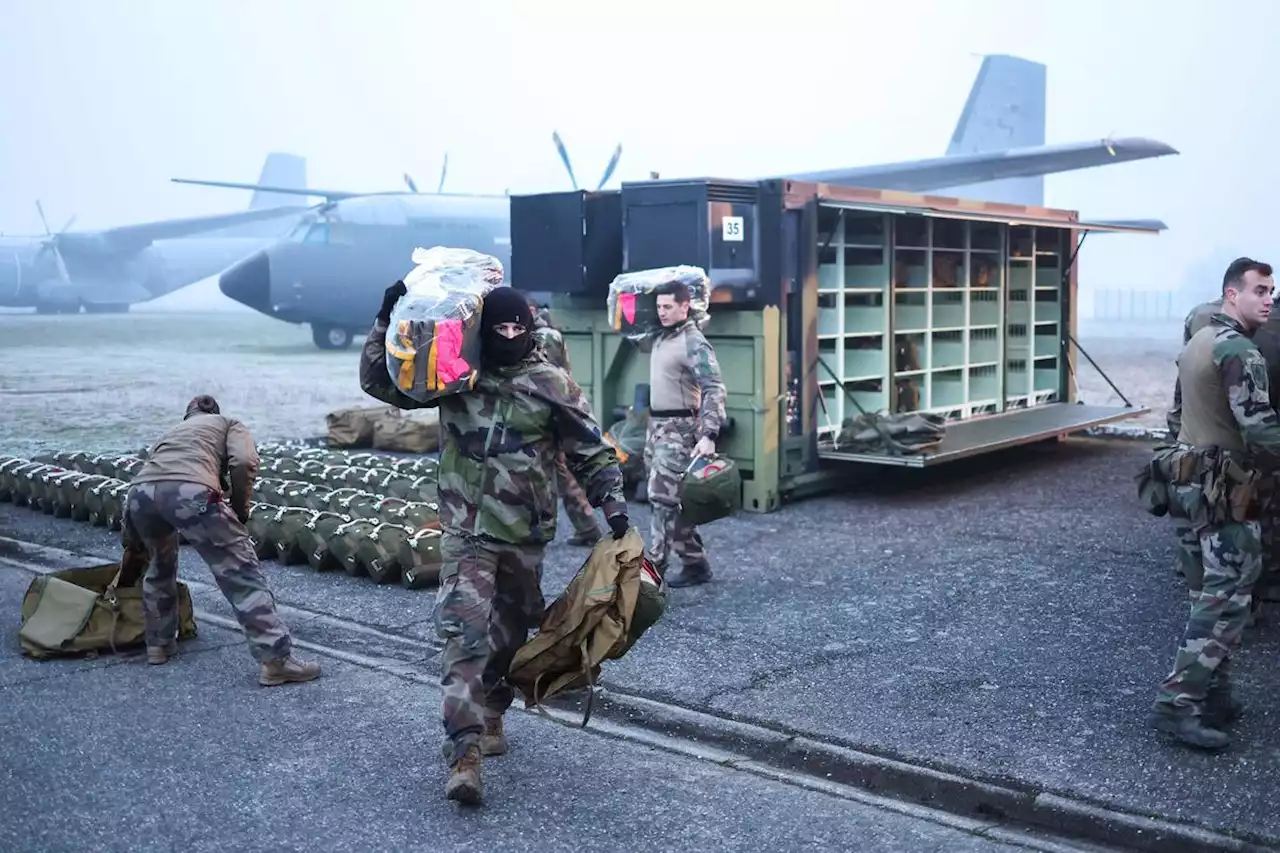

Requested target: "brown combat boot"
[
  {"left": 445, "top": 745, "right": 484, "bottom": 804},
  {"left": 146, "top": 641, "right": 177, "bottom": 666},
  {"left": 480, "top": 715, "right": 508, "bottom": 756},
  {"left": 569, "top": 527, "right": 603, "bottom": 547},
  {"left": 259, "top": 654, "right": 323, "bottom": 687}
]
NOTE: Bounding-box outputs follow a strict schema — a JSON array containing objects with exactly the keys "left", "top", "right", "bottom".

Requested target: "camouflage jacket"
[
  {"left": 1170, "top": 298, "right": 1280, "bottom": 435},
  {"left": 358, "top": 319, "right": 625, "bottom": 545},
  {"left": 1175, "top": 312, "right": 1280, "bottom": 470},
  {"left": 533, "top": 322, "right": 570, "bottom": 372},
  {"left": 648, "top": 320, "right": 728, "bottom": 441}
]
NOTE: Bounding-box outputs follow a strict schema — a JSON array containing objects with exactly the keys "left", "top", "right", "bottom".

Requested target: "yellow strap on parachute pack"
[{"left": 388, "top": 319, "right": 442, "bottom": 394}]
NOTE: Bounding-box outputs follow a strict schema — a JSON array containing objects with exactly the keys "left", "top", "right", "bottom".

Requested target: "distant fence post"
[{"left": 1088, "top": 288, "right": 1178, "bottom": 321}]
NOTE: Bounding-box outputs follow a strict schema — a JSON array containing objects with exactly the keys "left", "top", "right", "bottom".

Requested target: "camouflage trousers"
[
  {"left": 1173, "top": 475, "right": 1280, "bottom": 610},
  {"left": 1254, "top": 472, "right": 1280, "bottom": 606},
  {"left": 435, "top": 533, "right": 545, "bottom": 764},
  {"left": 1154, "top": 513, "right": 1262, "bottom": 715},
  {"left": 555, "top": 450, "right": 601, "bottom": 539},
  {"left": 643, "top": 416, "right": 708, "bottom": 571},
  {"left": 124, "top": 481, "right": 292, "bottom": 663}
]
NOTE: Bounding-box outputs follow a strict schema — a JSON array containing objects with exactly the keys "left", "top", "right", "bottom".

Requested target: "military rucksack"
[{"left": 507, "top": 529, "right": 665, "bottom": 726}]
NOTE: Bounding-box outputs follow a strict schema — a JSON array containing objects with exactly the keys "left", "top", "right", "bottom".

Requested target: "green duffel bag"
[
  {"left": 327, "top": 519, "right": 380, "bottom": 577},
  {"left": 376, "top": 473, "right": 438, "bottom": 503},
  {"left": 265, "top": 507, "right": 321, "bottom": 564},
  {"left": 389, "top": 456, "right": 439, "bottom": 479},
  {"left": 266, "top": 458, "right": 304, "bottom": 478},
  {"left": 19, "top": 559, "right": 198, "bottom": 660},
  {"left": 61, "top": 473, "right": 110, "bottom": 522},
  {"left": 399, "top": 526, "right": 444, "bottom": 589},
  {"left": 341, "top": 452, "right": 381, "bottom": 468},
  {"left": 341, "top": 466, "right": 389, "bottom": 491},
  {"left": 298, "top": 511, "right": 352, "bottom": 573},
  {"left": 355, "top": 522, "right": 414, "bottom": 584},
  {"left": 291, "top": 460, "right": 328, "bottom": 483},
  {"left": 40, "top": 470, "right": 81, "bottom": 516},
  {"left": 15, "top": 463, "right": 56, "bottom": 507},
  {"left": 385, "top": 500, "right": 439, "bottom": 529},
  {"left": 105, "top": 456, "right": 143, "bottom": 480},
  {"left": 253, "top": 477, "right": 289, "bottom": 506},
  {"left": 0, "top": 457, "right": 29, "bottom": 502},
  {"left": 680, "top": 455, "right": 742, "bottom": 526},
  {"left": 246, "top": 504, "right": 282, "bottom": 559},
  {"left": 330, "top": 489, "right": 382, "bottom": 519},
  {"left": 85, "top": 478, "right": 126, "bottom": 527},
  {"left": 279, "top": 481, "right": 331, "bottom": 511}
]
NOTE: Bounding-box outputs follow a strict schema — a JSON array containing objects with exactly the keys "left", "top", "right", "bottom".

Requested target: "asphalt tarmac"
[{"left": 1, "top": 435, "right": 1276, "bottom": 850}]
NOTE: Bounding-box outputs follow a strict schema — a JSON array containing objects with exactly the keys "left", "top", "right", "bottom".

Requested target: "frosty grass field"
[{"left": 0, "top": 311, "right": 1177, "bottom": 461}]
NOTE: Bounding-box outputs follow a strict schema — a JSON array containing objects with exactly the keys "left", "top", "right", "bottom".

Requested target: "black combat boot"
[
  {"left": 1203, "top": 683, "right": 1245, "bottom": 729},
  {"left": 667, "top": 561, "right": 713, "bottom": 588},
  {"left": 1146, "top": 704, "right": 1231, "bottom": 751}
]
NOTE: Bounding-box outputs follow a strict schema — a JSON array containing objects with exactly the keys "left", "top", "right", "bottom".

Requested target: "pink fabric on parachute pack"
[
  {"left": 619, "top": 292, "right": 637, "bottom": 324},
  {"left": 433, "top": 319, "right": 471, "bottom": 384}
]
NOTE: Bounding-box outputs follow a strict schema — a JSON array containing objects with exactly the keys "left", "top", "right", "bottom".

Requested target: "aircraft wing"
[
  {"left": 782, "top": 137, "right": 1178, "bottom": 193},
  {"left": 59, "top": 205, "right": 310, "bottom": 256},
  {"left": 172, "top": 177, "right": 357, "bottom": 202}
]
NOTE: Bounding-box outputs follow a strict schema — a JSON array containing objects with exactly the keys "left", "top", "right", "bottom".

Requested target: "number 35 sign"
[{"left": 722, "top": 215, "right": 744, "bottom": 242}]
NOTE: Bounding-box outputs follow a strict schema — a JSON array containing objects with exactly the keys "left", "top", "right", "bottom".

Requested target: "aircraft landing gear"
[{"left": 312, "top": 324, "right": 353, "bottom": 350}]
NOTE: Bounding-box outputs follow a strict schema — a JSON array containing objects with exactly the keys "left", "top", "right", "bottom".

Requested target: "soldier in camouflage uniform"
[
  {"left": 125, "top": 395, "right": 321, "bottom": 686},
  {"left": 360, "top": 283, "right": 629, "bottom": 805},
  {"left": 1169, "top": 287, "right": 1280, "bottom": 617},
  {"left": 530, "top": 302, "right": 605, "bottom": 546},
  {"left": 1149, "top": 258, "right": 1280, "bottom": 751},
  {"left": 645, "top": 280, "right": 727, "bottom": 588}
]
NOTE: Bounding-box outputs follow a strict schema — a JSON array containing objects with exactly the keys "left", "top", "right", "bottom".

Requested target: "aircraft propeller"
[
  {"left": 33, "top": 200, "right": 74, "bottom": 283},
  {"left": 552, "top": 130, "right": 623, "bottom": 192},
  {"left": 402, "top": 152, "right": 451, "bottom": 195}
]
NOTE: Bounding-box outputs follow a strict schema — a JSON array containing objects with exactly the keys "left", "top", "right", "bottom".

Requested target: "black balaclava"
[{"left": 480, "top": 286, "right": 535, "bottom": 368}]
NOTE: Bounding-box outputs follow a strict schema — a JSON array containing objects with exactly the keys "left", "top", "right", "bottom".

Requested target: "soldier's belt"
[{"left": 650, "top": 409, "right": 697, "bottom": 419}]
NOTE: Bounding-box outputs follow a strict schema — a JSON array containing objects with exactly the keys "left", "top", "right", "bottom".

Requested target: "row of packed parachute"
[
  {"left": 0, "top": 443, "right": 446, "bottom": 591},
  {"left": 384, "top": 246, "right": 713, "bottom": 404}
]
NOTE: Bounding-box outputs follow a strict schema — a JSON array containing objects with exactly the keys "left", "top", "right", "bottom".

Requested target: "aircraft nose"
[{"left": 220, "top": 249, "right": 273, "bottom": 313}]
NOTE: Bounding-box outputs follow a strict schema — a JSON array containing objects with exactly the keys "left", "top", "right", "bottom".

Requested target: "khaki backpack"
[{"left": 507, "top": 529, "right": 666, "bottom": 726}]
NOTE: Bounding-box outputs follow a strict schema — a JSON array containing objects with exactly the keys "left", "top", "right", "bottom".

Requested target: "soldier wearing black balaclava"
[{"left": 359, "top": 281, "right": 630, "bottom": 806}]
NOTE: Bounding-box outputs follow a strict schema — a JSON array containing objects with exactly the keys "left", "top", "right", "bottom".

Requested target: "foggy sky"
[{"left": 1, "top": 0, "right": 1276, "bottom": 300}]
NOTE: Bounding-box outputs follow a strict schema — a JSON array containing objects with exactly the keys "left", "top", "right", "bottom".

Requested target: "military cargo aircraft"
[
  {"left": 0, "top": 153, "right": 311, "bottom": 314},
  {"left": 173, "top": 55, "right": 1178, "bottom": 349}
]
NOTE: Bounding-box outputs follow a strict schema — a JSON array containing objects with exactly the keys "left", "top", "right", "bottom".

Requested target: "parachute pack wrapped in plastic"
[
  {"left": 384, "top": 247, "right": 506, "bottom": 404},
  {"left": 606, "top": 265, "right": 711, "bottom": 341}
]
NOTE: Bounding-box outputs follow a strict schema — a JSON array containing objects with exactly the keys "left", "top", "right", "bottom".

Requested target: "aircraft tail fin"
[
  {"left": 941, "top": 54, "right": 1047, "bottom": 205},
  {"left": 249, "top": 153, "right": 307, "bottom": 210}
]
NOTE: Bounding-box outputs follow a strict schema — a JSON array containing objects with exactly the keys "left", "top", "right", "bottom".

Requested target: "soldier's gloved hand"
[
  {"left": 607, "top": 511, "right": 630, "bottom": 540},
  {"left": 378, "top": 280, "right": 408, "bottom": 324}
]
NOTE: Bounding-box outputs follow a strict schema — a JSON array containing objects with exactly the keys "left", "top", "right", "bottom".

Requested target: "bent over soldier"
[
  {"left": 530, "top": 302, "right": 605, "bottom": 546},
  {"left": 360, "top": 283, "right": 628, "bottom": 806},
  {"left": 1149, "top": 258, "right": 1280, "bottom": 751},
  {"left": 124, "top": 395, "right": 321, "bottom": 686},
  {"left": 645, "top": 280, "right": 727, "bottom": 588}
]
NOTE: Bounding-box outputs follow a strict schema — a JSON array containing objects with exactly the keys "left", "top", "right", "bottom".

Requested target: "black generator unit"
[
  {"left": 619, "top": 178, "right": 772, "bottom": 305},
  {"left": 509, "top": 190, "right": 623, "bottom": 296}
]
